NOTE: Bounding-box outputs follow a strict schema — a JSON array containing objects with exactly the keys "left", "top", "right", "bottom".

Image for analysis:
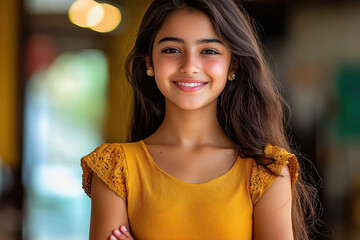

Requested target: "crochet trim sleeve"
[
  {"left": 80, "top": 143, "right": 128, "bottom": 204},
  {"left": 249, "top": 144, "right": 299, "bottom": 205}
]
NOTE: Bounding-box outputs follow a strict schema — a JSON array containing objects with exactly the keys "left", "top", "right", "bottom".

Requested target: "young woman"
[{"left": 81, "top": 0, "right": 318, "bottom": 239}]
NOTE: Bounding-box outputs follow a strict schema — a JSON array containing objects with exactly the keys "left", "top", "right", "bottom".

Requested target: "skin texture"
[
  {"left": 253, "top": 166, "right": 294, "bottom": 240},
  {"left": 90, "top": 174, "right": 130, "bottom": 240},
  {"left": 100, "top": 9, "right": 294, "bottom": 240}
]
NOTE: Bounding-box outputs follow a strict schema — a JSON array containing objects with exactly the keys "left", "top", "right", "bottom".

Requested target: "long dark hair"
[{"left": 125, "top": 0, "right": 318, "bottom": 239}]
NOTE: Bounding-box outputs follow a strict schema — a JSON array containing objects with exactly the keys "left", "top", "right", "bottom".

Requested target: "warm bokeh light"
[
  {"left": 90, "top": 3, "right": 121, "bottom": 33},
  {"left": 87, "top": 3, "right": 104, "bottom": 27},
  {"left": 68, "top": 0, "right": 99, "bottom": 28},
  {"left": 69, "top": 0, "right": 121, "bottom": 33}
]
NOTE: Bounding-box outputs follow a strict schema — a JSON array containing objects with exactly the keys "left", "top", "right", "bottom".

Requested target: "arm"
[
  {"left": 253, "top": 165, "right": 294, "bottom": 240},
  {"left": 90, "top": 174, "right": 131, "bottom": 239}
]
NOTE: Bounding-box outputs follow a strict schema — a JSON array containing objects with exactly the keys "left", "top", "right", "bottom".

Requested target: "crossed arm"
[
  {"left": 90, "top": 174, "right": 133, "bottom": 240},
  {"left": 90, "top": 165, "right": 294, "bottom": 240}
]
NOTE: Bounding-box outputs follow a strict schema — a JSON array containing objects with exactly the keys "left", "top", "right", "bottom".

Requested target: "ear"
[
  {"left": 227, "top": 62, "right": 238, "bottom": 81},
  {"left": 146, "top": 57, "right": 154, "bottom": 76}
]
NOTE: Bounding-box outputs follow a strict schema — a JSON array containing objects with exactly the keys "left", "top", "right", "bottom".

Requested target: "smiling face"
[{"left": 147, "top": 8, "right": 236, "bottom": 111}]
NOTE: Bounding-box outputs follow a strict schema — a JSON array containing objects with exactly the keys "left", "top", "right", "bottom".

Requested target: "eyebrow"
[{"left": 157, "top": 37, "right": 224, "bottom": 45}]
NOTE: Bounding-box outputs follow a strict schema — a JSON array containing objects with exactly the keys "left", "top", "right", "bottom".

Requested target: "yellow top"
[{"left": 81, "top": 140, "right": 299, "bottom": 240}]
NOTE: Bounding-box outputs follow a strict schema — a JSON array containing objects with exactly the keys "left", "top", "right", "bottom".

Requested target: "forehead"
[{"left": 155, "top": 8, "right": 220, "bottom": 42}]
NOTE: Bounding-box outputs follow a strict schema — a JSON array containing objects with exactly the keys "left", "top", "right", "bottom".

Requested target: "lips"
[
  {"left": 172, "top": 79, "right": 208, "bottom": 92},
  {"left": 173, "top": 79, "right": 208, "bottom": 84},
  {"left": 175, "top": 82, "right": 205, "bottom": 87}
]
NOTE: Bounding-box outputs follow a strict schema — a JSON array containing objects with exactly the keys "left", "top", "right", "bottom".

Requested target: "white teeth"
[{"left": 175, "top": 82, "right": 205, "bottom": 87}]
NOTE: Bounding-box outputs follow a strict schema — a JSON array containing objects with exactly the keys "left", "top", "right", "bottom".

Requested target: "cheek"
[
  {"left": 204, "top": 59, "right": 229, "bottom": 78},
  {"left": 153, "top": 56, "right": 178, "bottom": 76},
  {"left": 152, "top": 57, "right": 177, "bottom": 91}
]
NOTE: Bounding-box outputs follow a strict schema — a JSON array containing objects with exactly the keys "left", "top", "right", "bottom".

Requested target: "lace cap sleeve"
[
  {"left": 250, "top": 144, "right": 299, "bottom": 205},
  {"left": 80, "top": 143, "right": 128, "bottom": 203}
]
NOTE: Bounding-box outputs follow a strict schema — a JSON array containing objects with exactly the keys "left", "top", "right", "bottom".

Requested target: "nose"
[{"left": 179, "top": 51, "right": 200, "bottom": 75}]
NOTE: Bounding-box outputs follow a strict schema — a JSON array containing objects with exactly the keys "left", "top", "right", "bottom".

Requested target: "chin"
[
  {"left": 174, "top": 101, "right": 215, "bottom": 112},
  {"left": 165, "top": 96, "right": 218, "bottom": 112}
]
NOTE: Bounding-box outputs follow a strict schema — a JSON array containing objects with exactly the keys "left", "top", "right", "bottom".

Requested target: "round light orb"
[
  {"left": 87, "top": 4, "right": 105, "bottom": 27},
  {"left": 90, "top": 3, "right": 121, "bottom": 33},
  {"left": 68, "top": 0, "right": 99, "bottom": 28}
]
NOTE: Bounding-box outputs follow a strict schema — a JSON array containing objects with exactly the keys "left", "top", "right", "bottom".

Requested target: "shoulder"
[
  {"left": 81, "top": 141, "right": 141, "bottom": 164},
  {"left": 84, "top": 142, "right": 125, "bottom": 160},
  {"left": 249, "top": 144, "right": 299, "bottom": 205},
  {"left": 80, "top": 142, "right": 134, "bottom": 203}
]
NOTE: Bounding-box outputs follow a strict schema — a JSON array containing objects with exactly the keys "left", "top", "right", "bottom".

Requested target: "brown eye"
[
  {"left": 201, "top": 49, "right": 219, "bottom": 55},
  {"left": 162, "top": 48, "right": 181, "bottom": 54}
]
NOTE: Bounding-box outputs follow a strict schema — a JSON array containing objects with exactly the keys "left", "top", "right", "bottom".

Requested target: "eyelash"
[
  {"left": 162, "top": 48, "right": 181, "bottom": 54},
  {"left": 161, "top": 48, "right": 219, "bottom": 55},
  {"left": 202, "top": 49, "right": 219, "bottom": 55}
]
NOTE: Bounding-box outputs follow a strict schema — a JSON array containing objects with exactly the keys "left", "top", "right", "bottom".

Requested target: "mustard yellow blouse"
[{"left": 81, "top": 140, "right": 299, "bottom": 240}]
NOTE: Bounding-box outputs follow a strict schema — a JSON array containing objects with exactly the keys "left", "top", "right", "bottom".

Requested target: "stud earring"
[
  {"left": 231, "top": 73, "right": 236, "bottom": 80},
  {"left": 146, "top": 69, "right": 153, "bottom": 76}
]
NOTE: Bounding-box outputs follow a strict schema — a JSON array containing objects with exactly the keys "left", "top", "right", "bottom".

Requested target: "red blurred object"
[{"left": 25, "top": 34, "right": 57, "bottom": 78}]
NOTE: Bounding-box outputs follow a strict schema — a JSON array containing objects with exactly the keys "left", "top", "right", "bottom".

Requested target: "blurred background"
[{"left": 0, "top": 0, "right": 359, "bottom": 239}]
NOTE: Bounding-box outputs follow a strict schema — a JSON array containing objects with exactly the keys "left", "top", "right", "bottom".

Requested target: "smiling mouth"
[{"left": 174, "top": 82, "right": 207, "bottom": 87}]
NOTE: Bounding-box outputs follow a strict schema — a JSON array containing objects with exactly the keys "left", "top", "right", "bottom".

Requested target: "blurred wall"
[{"left": 0, "top": 0, "right": 20, "bottom": 167}]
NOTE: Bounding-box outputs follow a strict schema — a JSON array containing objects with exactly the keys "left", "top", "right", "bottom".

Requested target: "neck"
[{"left": 149, "top": 99, "right": 233, "bottom": 148}]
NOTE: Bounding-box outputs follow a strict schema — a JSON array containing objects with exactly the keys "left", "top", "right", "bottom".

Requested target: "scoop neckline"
[{"left": 139, "top": 140, "right": 240, "bottom": 186}]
